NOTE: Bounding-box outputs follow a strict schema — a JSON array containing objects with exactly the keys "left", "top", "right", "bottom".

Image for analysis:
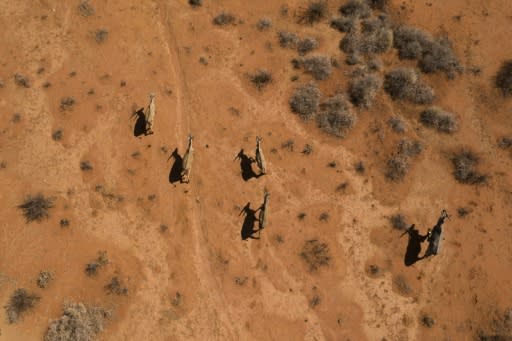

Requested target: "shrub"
[
  {"left": 349, "top": 74, "right": 382, "bottom": 108},
  {"left": 339, "top": 31, "right": 360, "bottom": 54},
  {"left": 298, "top": 1, "right": 328, "bottom": 25},
  {"left": 339, "top": 0, "right": 371, "bottom": 18},
  {"left": 393, "top": 274, "right": 412, "bottom": 295},
  {"left": 80, "top": 160, "right": 93, "bottom": 171},
  {"left": 85, "top": 251, "right": 109, "bottom": 276},
  {"left": 419, "top": 38, "right": 462, "bottom": 78},
  {"left": 44, "top": 303, "right": 110, "bottom": 341},
  {"left": 4, "top": 289, "right": 40, "bottom": 324},
  {"left": 354, "top": 161, "right": 365, "bottom": 173},
  {"left": 330, "top": 17, "right": 355, "bottom": 32},
  {"left": 297, "top": 37, "right": 319, "bottom": 56},
  {"left": 256, "top": 17, "right": 272, "bottom": 31},
  {"left": 297, "top": 212, "right": 307, "bottom": 220},
  {"left": 281, "top": 139, "right": 295, "bottom": 151},
  {"left": 451, "top": 149, "right": 487, "bottom": 184},
  {"left": 497, "top": 136, "right": 512, "bottom": 149},
  {"left": 213, "top": 12, "right": 235, "bottom": 26},
  {"left": 249, "top": 70, "right": 272, "bottom": 90},
  {"left": 367, "top": 0, "right": 389, "bottom": 10},
  {"left": 385, "top": 155, "right": 409, "bottom": 181},
  {"left": 420, "top": 314, "right": 435, "bottom": 328},
  {"left": 495, "top": 60, "right": 512, "bottom": 97},
  {"left": 367, "top": 56, "right": 383, "bottom": 71},
  {"left": 384, "top": 68, "right": 434, "bottom": 104},
  {"left": 358, "top": 18, "right": 393, "bottom": 54},
  {"left": 300, "top": 239, "right": 331, "bottom": 271},
  {"left": 319, "top": 212, "right": 329, "bottom": 221},
  {"left": 37, "top": 271, "right": 53, "bottom": 289},
  {"left": 52, "top": 129, "right": 63, "bottom": 141},
  {"left": 393, "top": 26, "right": 432, "bottom": 59},
  {"left": 302, "top": 144, "right": 313, "bottom": 155},
  {"left": 60, "top": 97, "right": 76, "bottom": 110},
  {"left": 14, "top": 73, "right": 31, "bottom": 88},
  {"left": 78, "top": 1, "right": 94, "bottom": 16},
  {"left": 420, "top": 107, "right": 458, "bottom": 134},
  {"left": 398, "top": 139, "right": 423, "bottom": 157},
  {"left": 95, "top": 29, "right": 108, "bottom": 43},
  {"left": 317, "top": 94, "right": 356, "bottom": 137},
  {"left": 301, "top": 55, "right": 332, "bottom": 80},
  {"left": 278, "top": 31, "right": 299, "bottom": 48},
  {"left": 188, "top": 0, "right": 202, "bottom": 7},
  {"left": 18, "top": 194, "right": 54, "bottom": 223},
  {"left": 289, "top": 83, "right": 321, "bottom": 119},
  {"left": 390, "top": 214, "right": 407, "bottom": 230},
  {"left": 105, "top": 277, "right": 128, "bottom": 295},
  {"left": 388, "top": 117, "right": 406, "bottom": 133}
]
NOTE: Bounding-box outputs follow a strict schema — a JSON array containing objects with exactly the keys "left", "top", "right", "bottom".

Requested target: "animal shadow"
[
  {"left": 133, "top": 107, "right": 146, "bottom": 137},
  {"left": 403, "top": 224, "right": 428, "bottom": 266},
  {"left": 239, "top": 202, "right": 260, "bottom": 240},
  {"left": 168, "top": 148, "right": 183, "bottom": 184},
  {"left": 235, "top": 149, "right": 260, "bottom": 181}
]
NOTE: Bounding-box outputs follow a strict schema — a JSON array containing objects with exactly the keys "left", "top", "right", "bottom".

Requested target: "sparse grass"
[
  {"left": 281, "top": 139, "right": 295, "bottom": 151},
  {"left": 349, "top": 74, "right": 383, "bottom": 108},
  {"left": 309, "top": 295, "right": 321, "bottom": 308},
  {"left": 249, "top": 70, "right": 272, "bottom": 90},
  {"left": 105, "top": 277, "right": 128, "bottom": 295},
  {"left": 319, "top": 212, "right": 329, "bottom": 221},
  {"left": 78, "top": 1, "right": 95, "bottom": 16},
  {"left": 95, "top": 29, "right": 108, "bottom": 43},
  {"left": 354, "top": 161, "right": 365, "bottom": 173},
  {"left": 330, "top": 17, "right": 355, "bottom": 32},
  {"left": 278, "top": 31, "right": 299, "bottom": 48},
  {"left": 385, "top": 155, "right": 409, "bottom": 181},
  {"left": 256, "top": 18, "right": 272, "bottom": 30},
  {"left": 80, "top": 160, "right": 93, "bottom": 171},
  {"left": 60, "top": 97, "right": 76, "bottom": 110},
  {"left": 384, "top": 68, "right": 434, "bottom": 104},
  {"left": 85, "top": 251, "right": 109, "bottom": 277},
  {"left": 300, "top": 239, "right": 331, "bottom": 271},
  {"left": 339, "top": 0, "right": 371, "bottom": 18},
  {"left": 289, "top": 83, "right": 321, "bottom": 119},
  {"left": 457, "top": 207, "right": 471, "bottom": 217},
  {"left": 398, "top": 139, "right": 424, "bottom": 157},
  {"left": 495, "top": 60, "right": 512, "bottom": 97},
  {"left": 301, "top": 55, "right": 332, "bottom": 80},
  {"left": 388, "top": 117, "right": 406, "bottom": 133},
  {"left": 336, "top": 182, "right": 349, "bottom": 192},
  {"left": 297, "top": 37, "right": 319, "bottom": 56},
  {"left": 497, "top": 136, "right": 512, "bottom": 149},
  {"left": 4, "top": 288, "right": 40, "bottom": 324},
  {"left": 44, "top": 303, "right": 110, "bottom": 341},
  {"left": 37, "top": 271, "right": 53, "bottom": 289},
  {"left": 420, "top": 314, "right": 435, "bottom": 328},
  {"left": 14, "top": 73, "right": 30, "bottom": 88},
  {"left": 317, "top": 94, "right": 357, "bottom": 138},
  {"left": 393, "top": 274, "right": 412, "bottom": 295},
  {"left": 420, "top": 107, "right": 458, "bottom": 134},
  {"left": 188, "top": 0, "right": 202, "bottom": 7},
  {"left": 298, "top": 1, "right": 328, "bottom": 25},
  {"left": 451, "top": 149, "right": 488, "bottom": 185},
  {"left": 390, "top": 214, "right": 408, "bottom": 231},
  {"left": 302, "top": 144, "right": 313, "bottom": 155},
  {"left": 18, "top": 194, "right": 54, "bottom": 223},
  {"left": 52, "top": 129, "right": 63, "bottom": 141},
  {"left": 213, "top": 12, "right": 235, "bottom": 26}
]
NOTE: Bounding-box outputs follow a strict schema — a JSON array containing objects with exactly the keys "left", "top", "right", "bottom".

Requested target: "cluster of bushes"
[
  {"left": 278, "top": 31, "right": 320, "bottom": 56},
  {"left": 451, "top": 149, "right": 487, "bottom": 185},
  {"left": 298, "top": 1, "right": 328, "bottom": 25},
  {"left": 420, "top": 107, "right": 458, "bottom": 134},
  {"left": 349, "top": 74, "right": 382, "bottom": 108},
  {"left": 385, "top": 138, "right": 424, "bottom": 181},
  {"left": 293, "top": 55, "right": 332, "bottom": 80},
  {"left": 384, "top": 68, "right": 434, "bottom": 104},
  {"left": 317, "top": 94, "right": 357, "bottom": 137}
]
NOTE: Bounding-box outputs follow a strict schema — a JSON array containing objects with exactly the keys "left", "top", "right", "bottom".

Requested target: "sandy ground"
[{"left": 1, "top": 0, "right": 512, "bottom": 340}]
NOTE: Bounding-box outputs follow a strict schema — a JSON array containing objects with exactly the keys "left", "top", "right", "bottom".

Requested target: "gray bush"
[
  {"left": 317, "top": 94, "right": 357, "bottom": 137},
  {"left": 420, "top": 107, "right": 458, "bottom": 134},
  {"left": 349, "top": 74, "right": 382, "bottom": 108},
  {"left": 289, "top": 83, "right": 322, "bottom": 119}
]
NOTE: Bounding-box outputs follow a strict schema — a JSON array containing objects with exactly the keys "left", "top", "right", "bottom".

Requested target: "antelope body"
[
  {"left": 255, "top": 136, "right": 266, "bottom": 175},
  {"left": 145, "top": 93, "right": 156, "bottom": 135},
  {"left": 258, "top": 191, "right": 270, "bottom": 231},
  {"left": 426, "top": 210, "right": 448, "bottom": 256},
  {"left": 181, "top": 134, "right": 194, "bottom": 183}
]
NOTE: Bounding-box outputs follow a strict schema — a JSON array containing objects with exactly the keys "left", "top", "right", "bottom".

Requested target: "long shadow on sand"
[
  {"left": 235, "top": 149, "right": 260, "bottom": 181},
  {"left": 168, "top": 148, "right": 183, "bottom": 184},
  {"left": 403, "top": 224, "right": 428, "bottom": 266},
  {"left": 133, "top": 107, "right": 146, "bottom": 137},
  {"left": 240, "top": 202, "right": 260, "bottom": 240}
]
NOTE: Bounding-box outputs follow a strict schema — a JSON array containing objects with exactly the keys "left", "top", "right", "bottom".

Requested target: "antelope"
[
  {"left": 181, "top": 134, "right": 194, "bottom": 183},
  {"left": 145, "top": 93, "right": 156, "bottom": 135},
  {"left": 257, "top": 190, "right": 270, "bottom": 233},
  {"left": 425, "top": 210, "right": 448, "bottom": 257},
  {"left": 254, "top": 136, "right": 267, "bottom": 175}
]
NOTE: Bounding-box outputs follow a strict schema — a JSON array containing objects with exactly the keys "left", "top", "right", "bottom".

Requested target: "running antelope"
[
  {"left": 258, "top": 190, "right": 270, "bottom": 232},
  {"left": 425, "top": 210, "right": 448, "bottom": 257},
  {"left": 255, "top": 136, "right": 267, "bottom": 175},
  {"left": 145, "top": 93, "right": 156, "bottom": 135},
  {"left": 181, "top": 134, "right": 194, "bottom": 183}
]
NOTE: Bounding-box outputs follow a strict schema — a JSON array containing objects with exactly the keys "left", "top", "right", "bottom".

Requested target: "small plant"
[
  {"left": 60, "top": 219, "right": 70, "bottom": 228},
  {"left": 349, "top": 74, "right": 383, "bottom": 108},
  {"left": 393, "top": 274, "right": 412, "bottom": 295},
  {"left": 297, "top": 212, "right": 307, "bottom": 220},
  {"left": 302, "top": 144, "right": 313, "bottom": 155},
  {"left": 256, "top": 18, "right": 272, "bottom": 30},
  {"left": 309, "top": 295, "right": 321, "bottom": 308},
  {"left": 317, "top": 94, "right": 357, "bottom": 138},
  {"left": 85, "top": 251, "right": 109, "bottom": 277},
  {"left": 354, "top": 161, "right": 365, "bottom": 173},
  {"left": 60, "top": 97, "right": 76, "bottom": 110},
  {"left": 339, "top": 0, "right": 371, "bottom": 18},
  {"left": 14, "top": 73, "right": 31, "bottom": 88},
  {"left": 37, "top": 271, "right": 54, "bottom": 288},
  {"left": 495, "top": 60, "right": 512, "bottom": 97},
  {"left": 451, "top": 149, "right": 487, "bottom": 184},
  {"left": 420, "top": 314, "right": 435, "bottom": 328},
  {"left": 298, "top": 1, "right": 328, "bottom": 25},
  {"left": 4, "top": 288, "right": 40, "bottom": 324},
  {"left": 319, "top": 212, "right": 329, "bottom": 221},
  {"left": 278, "top": 31, "right": 299, "bottom": 48},
  {"left": 12, "top": 113, "right": 21, "bottom": 122},
  {"left": 384, "top": 68, "right": 434, "bottom": 104},
  {"left": 297, "top": 37, "right": 319, "bottom": 56},
  {"left": 330, "top": 17, "right": 355, "bottom": 32},
  {"left": 18, "top": 194, "right": 54, "bottom": 223},
  {"left": 249, "top": 70, "right": 272, "bottom": 90},
  {"left": 213, "top": 12, "right": 235, "bottom": 26},
  {"left": 301, "top": 55, "right": 332, "bottom": 80},
  {"left": 366, "top": 264, "right": 382, "bottom": 277},
  {"left": 289, "top": 83, "right": 321, "bottom": 119},
  {"left": 328, "top": 161, "right": 337, "bottom": 168},
  {"left": 44, "top": 303, "right": 110, "bottom": 341},
  {"left": 52, "top": 129, "right": 63, "bottom": 141},
  {"left": 388, "top": 117, "right": 406, "bottom": 133},
  {"left": 78, "top": 1, "right": 95, "bottom": 16},
  {"left": 188, "top": 0, "right": 202, "bottom": 7},
  {"left": 336, "top": 182, "right": 349, "bottom": 192},
  {"left": 105, "top": 277, "right": 128, "bottom": 295},
  {"left": 300, "top": 239, "right": 331, "bottom": 271},
  {"left": 95, "top": 29, "right": 108, "bottom": 43},
  {"left": 398, "top": 139, "right": 423, "bottom": 157},
  {"left": 160, "top": 224, "right": 168, "bottom": 233},
  {"left": 385, "top": 155, "right": 409, "bottom": 181},
  {"left": 281, "top": 139, "right": 295, "bottom": 151},
  {"left": 497, "top": 136, "right": 512, "bottom": 149},
  {"left": 367, "top": 0, "right": 389, "bottom": 10},
  {"left": 457, "top": 207, "right": 471, "bottom": 217},
  {"left": 80, "top": 160, "right": 93, "bottom": 171},
  {"left": 234, "top": 277, "right": 248, "bottom": 286},
  {"left": 390, "top": 214, "right": 408, "bottom": 231},
  {"left": 420, "top": 107, "right": 458, "bottom": 134}
]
